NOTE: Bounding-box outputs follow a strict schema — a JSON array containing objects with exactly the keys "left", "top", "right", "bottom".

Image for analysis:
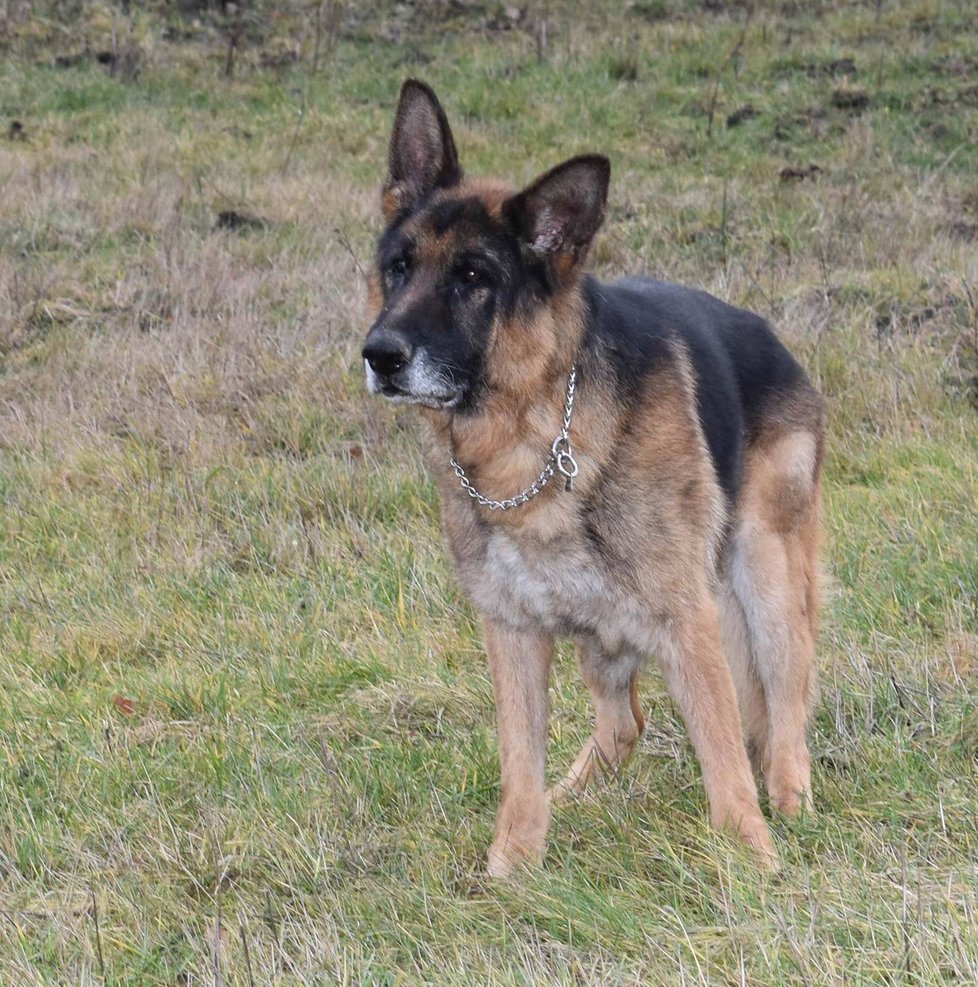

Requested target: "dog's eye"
[
  {"left": 456, "top": 266, "right": 488, "bottom": 290},
  {"left": 386, "top": 258, "right": 410, "bottom": 287}
]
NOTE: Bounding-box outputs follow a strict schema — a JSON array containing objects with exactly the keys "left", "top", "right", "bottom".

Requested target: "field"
[{"left": 1, "top": 1, "right": 977, "bottom": 983}]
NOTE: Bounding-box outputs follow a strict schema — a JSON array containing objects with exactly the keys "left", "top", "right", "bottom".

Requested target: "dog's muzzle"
[{"left": 362, "top": 328, "right": 461, "bottom": 409}]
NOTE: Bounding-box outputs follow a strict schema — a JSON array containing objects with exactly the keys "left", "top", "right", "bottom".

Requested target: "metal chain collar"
[{"left": 450, "top": 366, "right": 580, "bottom": 511}]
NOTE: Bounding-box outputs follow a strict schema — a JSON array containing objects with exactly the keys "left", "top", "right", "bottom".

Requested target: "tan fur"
[
  {"left": 371, "top": 166, "right": 822, "bottom": 879},
  {"left": 483, "top": 620, "right": 553, "bottom": 875},
  {"left": 726, "top": 429, "right": 822, "bottom": 814},
  {"left": 552, "top": 642, "right": 645, "bottom": 802},
  {"left": 462, "top": 177, "right": 514, "bottom": 216}
]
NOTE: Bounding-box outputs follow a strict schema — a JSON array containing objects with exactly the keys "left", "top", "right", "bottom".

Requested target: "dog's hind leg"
[
  {"left": 552, "top": 639, "right": 644, "bottom": 802},
  {"left": 717, "top": 580, "right": 770, "bottom": 775},
  {"left": 731, "top": 430, "right": 821, "bottom": 817}
]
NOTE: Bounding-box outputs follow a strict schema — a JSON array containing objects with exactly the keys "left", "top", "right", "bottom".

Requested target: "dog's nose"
[{"left": 363, "top": 331, "right": 414, "bottom": 378}]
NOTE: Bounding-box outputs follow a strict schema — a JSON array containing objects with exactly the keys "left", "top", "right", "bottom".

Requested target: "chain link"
[{"left": 449, "top": 366, "right": 578, "bottom": 511}]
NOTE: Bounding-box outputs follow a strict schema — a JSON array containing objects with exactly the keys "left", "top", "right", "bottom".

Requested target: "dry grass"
[{"left": 1, "top": 1, "right": 977, "bottom": 984}]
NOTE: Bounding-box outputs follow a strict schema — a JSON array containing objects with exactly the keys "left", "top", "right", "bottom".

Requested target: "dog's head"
[{"left": 362, "top": 80, "right": 609, "bottom": 413}]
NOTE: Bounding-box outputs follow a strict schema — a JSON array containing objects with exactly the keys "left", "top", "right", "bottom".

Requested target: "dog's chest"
[
  {"left": 479, "top": 530, "right": 605, "bottom": 626},
  {"left": 464, "top": 526, "right": 651, "bottom": 650}
]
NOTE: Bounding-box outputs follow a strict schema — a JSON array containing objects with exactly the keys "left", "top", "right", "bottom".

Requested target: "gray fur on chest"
[{"left": 460, "top": 527, "right": 661, "bottom": 656}]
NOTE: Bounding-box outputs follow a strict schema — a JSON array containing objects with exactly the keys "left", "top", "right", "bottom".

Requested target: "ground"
[{"left": 1, "top": 1, "right": 977, "bottom": 984}]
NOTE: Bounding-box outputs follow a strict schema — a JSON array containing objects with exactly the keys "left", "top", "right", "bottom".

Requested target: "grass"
[{"left": 1, "top": 0, "right": 977, "bottom": 983}]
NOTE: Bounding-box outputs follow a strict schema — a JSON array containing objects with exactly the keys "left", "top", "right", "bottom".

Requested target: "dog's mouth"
[
  {"left": 378, "top": 382, "right": 461, "bottom": 409},
  {"left": 365, "top": 362, "right": 462, "bottom": 410}
]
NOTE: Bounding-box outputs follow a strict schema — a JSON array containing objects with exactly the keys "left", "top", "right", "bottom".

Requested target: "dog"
[{"left": 362, "top": 79, "right": 824, "bottom": 877}]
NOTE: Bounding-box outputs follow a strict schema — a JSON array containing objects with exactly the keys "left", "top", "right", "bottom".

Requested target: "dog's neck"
[{"left": 423, "top": 283, "right": 598, "bottom": 517}]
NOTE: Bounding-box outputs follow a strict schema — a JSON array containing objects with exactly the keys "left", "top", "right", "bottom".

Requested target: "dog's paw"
[
  {"left": 487, "top": 839, "right": 545, "bottom": 881},
  {"left": 738, "top": 817, "right": 780, "bottom": 873},
  {"left": 548, "top": 778, "right": 584, "bottom": 806},
  {"left": 769, "top": 784, "right": 815, "bottom": 820}
]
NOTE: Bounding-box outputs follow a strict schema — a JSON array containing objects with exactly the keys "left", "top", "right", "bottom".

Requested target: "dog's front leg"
[{"left": 482, "top": 618, "right": 554, "bottom": 879}]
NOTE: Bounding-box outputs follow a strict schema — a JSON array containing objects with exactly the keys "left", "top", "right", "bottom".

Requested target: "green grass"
[{"left": 1, "top": 1, "right": 978, "bottom": 983}]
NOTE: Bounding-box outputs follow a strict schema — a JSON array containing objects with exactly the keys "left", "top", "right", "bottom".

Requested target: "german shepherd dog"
[{"left": 363, "top": 80, "right": 823, "bottom": 877}]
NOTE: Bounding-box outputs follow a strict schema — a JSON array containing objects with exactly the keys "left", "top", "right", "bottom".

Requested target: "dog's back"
[{"left": 584, "top": 275, "right": 822, "bottom": 503}]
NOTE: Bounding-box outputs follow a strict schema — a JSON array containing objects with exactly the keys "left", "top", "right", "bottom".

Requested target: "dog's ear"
[
  {"left": 504, "top": 155, "right": 610, "bottom": 276},
  {"left": 383, "top": 80, "right": 462, "bottom": 222}
]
